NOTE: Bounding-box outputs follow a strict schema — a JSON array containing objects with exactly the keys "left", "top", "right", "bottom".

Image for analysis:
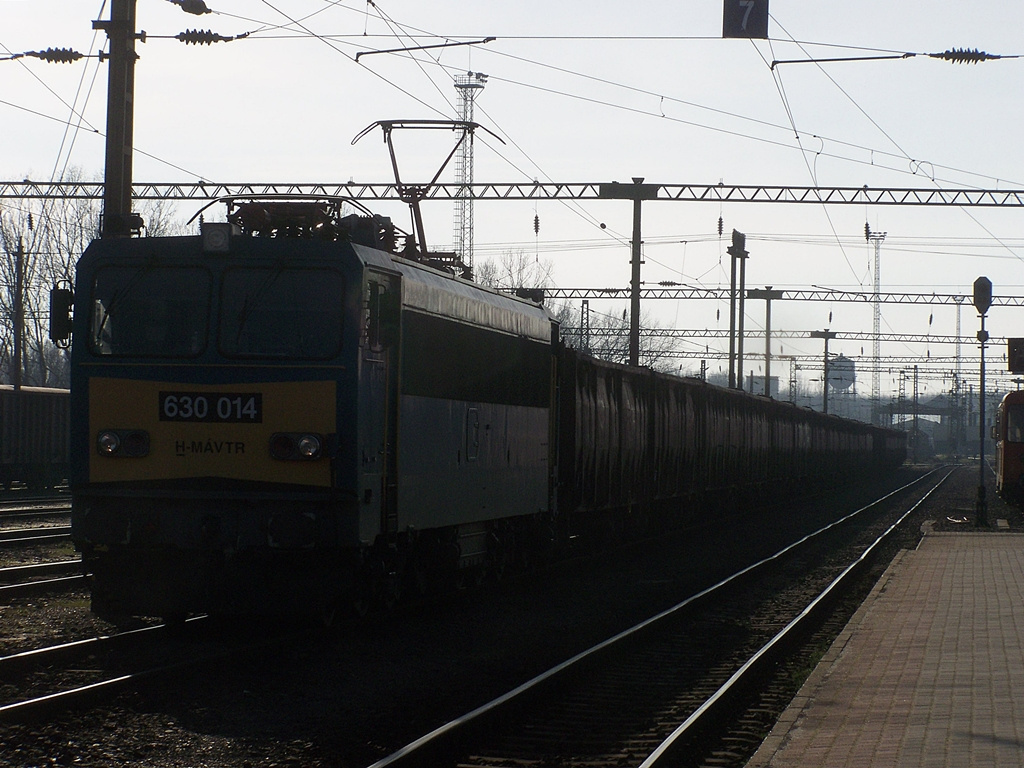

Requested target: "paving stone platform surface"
[{"left": 748, "top": 532, "right": 1024, "bottom": 767}]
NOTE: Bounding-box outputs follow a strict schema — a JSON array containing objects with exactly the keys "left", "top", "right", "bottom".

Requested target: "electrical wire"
[{"left": 235, "top": 8, "right": 1024, "bottom": 190}]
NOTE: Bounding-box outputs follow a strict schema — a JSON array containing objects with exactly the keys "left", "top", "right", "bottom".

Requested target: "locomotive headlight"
[
  {"left": 270, "top": 433, "right": 294, "bottom": 460},
  {"left": 297, "top": 434, "right": 321, "bottom": 459},
  {"left": 269, "top": 432, "right": 325, "bottom": 460},
  {"left": 96, "top": 429, "right": 150, "bottom": 457},
  {"left": 97, "top": 431, "right": 121, "bottom": 455}
]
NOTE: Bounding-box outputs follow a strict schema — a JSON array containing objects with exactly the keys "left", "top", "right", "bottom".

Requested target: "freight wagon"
[{"left": 0, "top": 384, "right": 69, "bottom": 490}]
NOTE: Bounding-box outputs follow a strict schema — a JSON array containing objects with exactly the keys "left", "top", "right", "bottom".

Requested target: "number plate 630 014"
[{"left": 159, "top": 391, "right": 262, "bottom": 423}]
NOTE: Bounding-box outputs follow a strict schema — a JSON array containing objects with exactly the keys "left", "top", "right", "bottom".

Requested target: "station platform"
[{"left": 748, "top": 528, "right": 1024, "bottom": 767}]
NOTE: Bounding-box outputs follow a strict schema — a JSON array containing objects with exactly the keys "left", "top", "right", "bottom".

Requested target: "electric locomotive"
[
  {"left": 64, "top": 200, "right": 555, "bottom": 618},
  {"left": 995, "top": 389, "right": 1024, "bottom": 505}
]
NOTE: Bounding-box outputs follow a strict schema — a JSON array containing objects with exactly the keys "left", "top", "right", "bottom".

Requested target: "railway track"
[
  {"left": 0, "top": 526, "right": 72, "bottom": 546},
  {"left": 0, "top": 619, "right": 202, "bottom": 720},
  {"left": 0, "top": 495, "right": 69, "bottom": 515},
  {"left": 0, "top": 497, "right": 72, "bottom": 546},
  {"left": 0, "top": 616, "right": 306, "bottom": 721},
  {"left": 0, "top": 497, "right": 79, "bottom": 598},
  {"left": 0, "top": 560, "right": 84, "bottom": 601},
  {"left": 364, "top": 468, "right": 952, "bottom": 768}
]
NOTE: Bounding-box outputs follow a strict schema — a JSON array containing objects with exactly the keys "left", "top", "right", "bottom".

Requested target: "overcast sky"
[{"left": 3, "top": 0, "right": 1023, "bottom": 397}]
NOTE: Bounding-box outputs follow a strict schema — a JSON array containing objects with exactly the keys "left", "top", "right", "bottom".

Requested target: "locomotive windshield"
[
  {"left": 90, "top": 266, "right": 211, "bottom": 357},
  {"left": 219, "top": 267, "right": 344, "bottom": 359}
]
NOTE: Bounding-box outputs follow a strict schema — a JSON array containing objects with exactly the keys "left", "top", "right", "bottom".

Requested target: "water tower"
[{"left": 828, "top": 355, "right": 856, "bottom": 391}]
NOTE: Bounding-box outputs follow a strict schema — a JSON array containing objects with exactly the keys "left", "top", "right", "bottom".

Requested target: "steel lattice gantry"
[
  {"left": 536, "top": 287, "right": 1024, "bottom": 307},
  {"left": 569, "top": 328, "right": 1009, "bottom": 345},
  {"left": 4, "top": 181, "right": 1024, "bottom": 206}
]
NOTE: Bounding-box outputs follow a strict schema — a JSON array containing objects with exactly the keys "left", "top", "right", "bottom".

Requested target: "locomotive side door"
[{"left": 358, "top": 271, "right": 400, "bottom": 542}]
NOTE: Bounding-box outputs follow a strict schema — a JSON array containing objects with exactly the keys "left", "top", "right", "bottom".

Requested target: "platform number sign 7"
[{"left": 723, "top": 0, "right": 769, "bottom": 39}]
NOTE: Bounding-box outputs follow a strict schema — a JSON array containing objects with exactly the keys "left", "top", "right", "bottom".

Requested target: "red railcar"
[{"left": 995, "top": 390, "right": 1024, "bottom": 505}]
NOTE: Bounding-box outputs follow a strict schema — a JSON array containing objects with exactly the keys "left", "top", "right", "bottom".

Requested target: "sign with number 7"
[{"left": 723, "top": 0, "right": 769, "bottom": 39}]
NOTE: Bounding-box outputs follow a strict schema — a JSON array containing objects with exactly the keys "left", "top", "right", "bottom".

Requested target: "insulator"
[
  {"left": 718, "top": 216, "right": 723, "bottom": 236},
  {"left": 27, "top": 213, "right": 34, "bottom": 231},
  {"left": 178, "top": 0, "right": 212, "bottom": 14},
  {"left": 533, "top": 214, "right": 540, "bottom": 236},
  {"left": 933, "top": 48, "right": 996, "bottom": 64},
  {"left": 176, "top": 29, "right": 231, "bottom": 45},
  {"left": 31, "top": 48, "right": 83, "bottom": 64},
  {"left": 864, "top": 221, "right": 871, "bottom": 240}
]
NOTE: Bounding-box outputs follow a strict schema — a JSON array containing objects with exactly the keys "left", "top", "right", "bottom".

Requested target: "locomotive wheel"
[
  {"left": 486, "top": 526, "right": 514, "bottom": 583},
  {"left": 350, "top": 580, "right": 373, "bottom": 619}
]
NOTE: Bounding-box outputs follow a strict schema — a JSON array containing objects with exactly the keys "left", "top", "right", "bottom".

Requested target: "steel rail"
[
  {"left": 0, "top": 527, "right": 71, "bottom": 544},
  {"left": 0, "top": 616, "right": 304, "bottom": 722},
  {"left": 0, "top": 621, "right": 172, "bottom": 676},
  {"left": 0, "top": 559, "right": 80, "bottom": 583},
  {"left": 639, "top": 467, "right": 954, "bottom": 766},
  {"left": 363, "top": 469, "right": 942, "bottom": 768},
  {"left": 0, "top": 499, "right": 70, "bottom": 514},
  {"left": 0, "top": 619, "right": 211, "bottom": 721},
  {"left": 0, "top": 574, "right": 85, "bottom": 601}
]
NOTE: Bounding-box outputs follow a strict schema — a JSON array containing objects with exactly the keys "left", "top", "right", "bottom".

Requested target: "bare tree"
[
  {"left": 476, "top": 249, "right": 553, "bottom": 292},
  {"left": 560, "top": 304, "right": 680, "bottom": 372},
  {"left": 476, "top": 249, "right": 678, "bottom": 371},
  {"left": 0, "top": 171, "right": 183, "bottom": 387}
]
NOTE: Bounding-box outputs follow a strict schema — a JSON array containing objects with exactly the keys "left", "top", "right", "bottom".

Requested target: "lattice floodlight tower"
[
  {"left": 866, "top": 223, "right": 887, "bottom": 425},
  {"left": 352, "top": 118, "right": 502, "bottom": 278},
  {"left": 454, "top": 73, "right": 488, "bottom": 275}
]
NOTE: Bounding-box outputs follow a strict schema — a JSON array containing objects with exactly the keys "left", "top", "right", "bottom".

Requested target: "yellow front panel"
[{"left": 89, "top": 378, "right": 336, "bottom": 486}]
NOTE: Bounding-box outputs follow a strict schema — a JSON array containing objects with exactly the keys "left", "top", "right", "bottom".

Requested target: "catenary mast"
[
  {"left": 866, "top": 224, "right": 887, "bottom": 425},
  {"left": 453, "top": 73, "right": 487, "bottom": 275}
]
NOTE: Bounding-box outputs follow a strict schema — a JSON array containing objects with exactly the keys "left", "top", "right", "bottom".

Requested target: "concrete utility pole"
[
  {"left": 95, "top": 0, "right": 141, "bottom": 238},
  {"left": 748, "top": 287, "right": 784, "bottom": 396},
  {"left": 810, "top": 329, "right": 838, "bottom": 413},
  {"left": 726, "top": 230, "right": 748, "bottom": 388},
  {"left": 13, "top": 241, "right": 23, "bottom": 391},
  {"left": 598, "top": 178, "right": 660, "bottom": 366},
  {"left": 94, "top": 0, "right": 211, "bottom": 237}
]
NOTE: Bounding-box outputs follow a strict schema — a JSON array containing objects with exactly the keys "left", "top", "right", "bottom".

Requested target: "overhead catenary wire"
[
  {"left": 7, "top": 4, "right": 1023, "bottom": 197},
  {"left": 227, "top": 12, "right": 1024, "bottom": 190},
  {"left": 770, "top": 47, "right": 1021, "bottom": 69}
]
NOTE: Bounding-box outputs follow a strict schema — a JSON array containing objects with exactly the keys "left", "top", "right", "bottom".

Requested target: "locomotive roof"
[{"left": 354, "top": 244, "right": 554, "bottom": 344}]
